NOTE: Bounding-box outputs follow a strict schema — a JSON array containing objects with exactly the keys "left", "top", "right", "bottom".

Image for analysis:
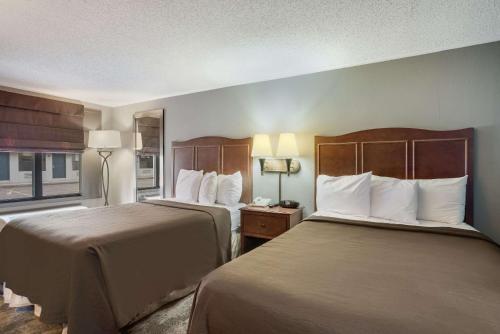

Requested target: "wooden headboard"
[
  {"left": 315, "top": 128, "right": 474, "bottom": 225},
  {"left": 171, "top": 136, "right": 253, "bottom": 204}
]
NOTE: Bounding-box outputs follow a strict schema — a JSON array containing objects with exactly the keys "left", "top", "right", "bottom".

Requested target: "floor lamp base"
[{"left": 98, "top": 151, "right": 112, "bottom": 206}]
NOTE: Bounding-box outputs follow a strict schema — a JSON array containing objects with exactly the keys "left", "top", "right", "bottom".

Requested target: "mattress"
[
  {"left": 163, "top": 198, "right": 245, "bottom": 231},
  {"left": 163, "top": 198, "right": 244, "bottom": 260},
  {"left": 0, "top": 205, "right": 87, "bottom": 232},
  {"left": 0, "top": 201, "right": 232, "bottom": 334},
  {"left": 1, "top": 206, "right": 89, "bottom": 310},
  {"left": 314, "top": 210, "right": 477, "bottom": 231},
  {"left": 1, "top": 199, "right": 242, "bottom": 332},
  {"left": 188, "top": 214, "right": 500, "bottom": 334}
]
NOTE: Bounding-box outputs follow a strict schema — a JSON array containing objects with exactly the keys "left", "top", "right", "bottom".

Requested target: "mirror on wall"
[{"left": 134, "top": 109, "right": 164, "bottom": 201}]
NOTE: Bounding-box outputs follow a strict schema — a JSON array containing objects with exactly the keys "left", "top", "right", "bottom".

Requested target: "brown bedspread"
[
  {"left": 188, "top": 216, "right": 500, "bottom": 334},
  {"left": 0, "top": 200, "right": 231, "bottom": 334}
]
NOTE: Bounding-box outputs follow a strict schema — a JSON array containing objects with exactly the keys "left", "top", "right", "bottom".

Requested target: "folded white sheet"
[
  {"left": 313, "top": 210, "right": 477, "bottom": 231},
  {"left": 164, "top": 197, "right": 245, "bottom": 231}
]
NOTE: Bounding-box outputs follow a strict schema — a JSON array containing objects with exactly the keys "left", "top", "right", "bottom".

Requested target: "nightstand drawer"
[{"left": 243, "top": 214, "right": 287, "bottom": 238}]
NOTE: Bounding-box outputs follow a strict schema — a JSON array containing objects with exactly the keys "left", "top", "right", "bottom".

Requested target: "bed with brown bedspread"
[
  {"left": 188, "top": 128, "right": 500, "bottom": 333},
  {"left": 0, "top": 200, "right": 231, "bottom": 334},
  {"left": 188, "top": 216, "right": 500, "bottom": 334}
]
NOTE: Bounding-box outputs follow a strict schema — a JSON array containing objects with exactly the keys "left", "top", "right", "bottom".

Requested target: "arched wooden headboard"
[
  {"left": 315, "top": 128, "right": 474, "bottom": 225},
  {"left": 171, "top": 136, "right": 253, "bottom": 204}
]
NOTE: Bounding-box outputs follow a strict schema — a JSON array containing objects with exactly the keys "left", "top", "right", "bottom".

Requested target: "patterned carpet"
[{"left": 0, "top": 293, "right": 193, "bottom": 334}]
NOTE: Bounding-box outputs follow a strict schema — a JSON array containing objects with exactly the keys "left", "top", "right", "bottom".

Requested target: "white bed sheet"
[
  {"left": 0, "top": 206, "right": 87, "bottom": 233},
  {"left": 313, "top": 210, "right": 477, "bottom": 231},
  {"left": 162, "top": 197, "right": 245, "bottom": 231}
]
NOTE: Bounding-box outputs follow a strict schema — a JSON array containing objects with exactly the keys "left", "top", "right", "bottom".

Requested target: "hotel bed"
[
  {"left": 188, "top": 128, "right": 500, "bottom": 334},
  {"left": 0, "top": 136, "right": 252, "bottom": 334},
  {"left": 162, "top": 198, "right": 246, "bottom": 259}
]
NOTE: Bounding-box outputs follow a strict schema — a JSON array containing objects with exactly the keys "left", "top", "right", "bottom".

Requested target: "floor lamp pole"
[{"left": 98, "top": 151, "right": 112, "bottom": 206}]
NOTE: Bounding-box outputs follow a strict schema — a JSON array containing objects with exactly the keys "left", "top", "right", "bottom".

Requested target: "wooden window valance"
[
  {"left": 137, "top": 117, "right": 160, "bottom": 154},
  {"left": 0, "top": 90, "right": 84, "bottom": 152}
]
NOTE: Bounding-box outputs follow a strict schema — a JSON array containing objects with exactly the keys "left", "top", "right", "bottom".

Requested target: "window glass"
[
  {"left": 139, "top": 155, "right": 154, "bottom": 169},
  {"left": 0, "top": 152, "right": 33, "bottom": 201},
  {"left": 42, "top": 153, "right": 80, "bottom": 197},
  {"left": 137, "top": 155, "right": 156, "bottom": 189},
  {"left": 72, "top": 155, "right": 80, "bottom": 171},
  {"left": 0, "top": 152, "right": 9, "bottom": 181}
]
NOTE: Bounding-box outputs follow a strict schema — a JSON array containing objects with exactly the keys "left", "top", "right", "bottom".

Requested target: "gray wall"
[{"left": 112, "top": 41, "right": 500, "bottom": 243}]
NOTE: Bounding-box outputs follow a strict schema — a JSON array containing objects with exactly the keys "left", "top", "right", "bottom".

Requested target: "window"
[
  {"left": 52, "top": 153, "right": 67, "bottom": 179},
  {"left": 139, "top": 155, "right": 154, "bottom": 169},
  {"left": 72, "top": 154, "right": 80, "bottom": 171},
  {"left": 0, "top": 152, "right": 10, "bottom": 181},
  {"left": 0, "top": 152, "right": 81, "bottom": 203},
  {"left": 43, "top": 153, "right": 80, "bottom": 197},
  {"left": 136, "top": 155, "right": 158, "bottom": 190},
  {"left": 18, "top": 153, "right": 33, "bottom": 172},
  {"left": 0, "top": 152, "right": 33, "bottom": 201}
]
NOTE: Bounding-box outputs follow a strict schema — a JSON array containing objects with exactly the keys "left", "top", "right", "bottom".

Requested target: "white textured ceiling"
[{"left": 0, "top": 1, "right": 499, "bottom": 107}]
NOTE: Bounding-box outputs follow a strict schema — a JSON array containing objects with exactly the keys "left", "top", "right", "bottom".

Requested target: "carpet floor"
[{"left": 0, "top": 294, "right": 193, "bottom": 334}]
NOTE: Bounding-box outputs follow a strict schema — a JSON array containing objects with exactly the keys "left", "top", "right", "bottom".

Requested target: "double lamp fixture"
[{"left": 251, "top": 133, "right": 300, "bottom": 204}]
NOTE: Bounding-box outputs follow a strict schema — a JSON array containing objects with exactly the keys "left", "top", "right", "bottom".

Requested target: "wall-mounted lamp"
[
  {"left": 252, "top": 132, "right": 300, "bottom": 206},
  {"left": 276, "top": 133, "right": 299, "bottom": 176},
  {"left": 251, "top": 134, "right": 273, "bottom": 175}
]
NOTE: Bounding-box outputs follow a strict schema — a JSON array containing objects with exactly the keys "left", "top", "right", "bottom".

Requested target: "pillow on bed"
[
  {"left": 371, "top": 175, "right": 418, "bottom": 223},
  {"left": 175, "top": 169, "right": 204, "bottom": 202},
  {"left": 417, "top": 176, "right": 468, "bottom": 224},
  {"left": 199, "top": 171, "right": 218, "bottom": 205},
  {"left": 316, "top": 172, "right": 371, "bottom": 216},
  {"left": 216, "top": 171, "right": 242, "bottom": 206}
]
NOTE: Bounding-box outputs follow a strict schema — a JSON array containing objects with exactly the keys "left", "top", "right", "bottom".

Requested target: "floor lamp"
[{"left": 88, "top": 130, "right": 122, "bottom": 206}]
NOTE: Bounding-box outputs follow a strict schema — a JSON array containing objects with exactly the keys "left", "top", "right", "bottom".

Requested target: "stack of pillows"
[
  {"left": 316, "top": 172, "right": 468, "bottom": 225},
  {"left": 175, "top": 169, "right": 243, "bottom": 206}
]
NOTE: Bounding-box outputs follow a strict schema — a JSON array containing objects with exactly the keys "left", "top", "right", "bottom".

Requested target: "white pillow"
[
  {"left": 371, "top": 175, "right": 418, "bottom": 223},
  {"left": 199, "top": 172, "right": 218, "bottom": 205},
  {"left": 417, "top": 176, "right": 468, "bottom": 224},
  {"left": 175, "top": 169, "right": 203, "bottom": 202},
  {"left": 316, "top": 172, "right": 372, "bottom": 216},
  {"left": 216, "top": 171, "right": 243, "bottom": 206}
]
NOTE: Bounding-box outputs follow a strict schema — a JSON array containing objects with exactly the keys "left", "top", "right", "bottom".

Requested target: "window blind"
[
  {"left": 0, "top": 90, "right": 84, "bottom": 152},
  {"left": 137, "top": 117, "right": 160, "bottom": 154}
]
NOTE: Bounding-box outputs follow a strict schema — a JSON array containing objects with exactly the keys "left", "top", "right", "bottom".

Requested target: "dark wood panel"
[
  {"left": 362, "top": 141, "right": 408, "bottom": 179},
  {"left": 315, "top": 128, "right": 474, "bottom": 225},
  {"left": 171, "top": 136, "right": 252, "bottom": 203},
  {"left": 413, "top": 139, "right": 467, "bottom": 179},
  {"left": 317, "top": 143, "right": 357, "bottom": 176},
  {"left": 196, "top": 146, "right": 220, "bottom": 172}
]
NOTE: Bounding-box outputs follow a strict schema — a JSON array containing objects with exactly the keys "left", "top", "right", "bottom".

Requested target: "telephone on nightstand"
[{"left": 251, "top": 197, "right": 272, "bottom": 207}]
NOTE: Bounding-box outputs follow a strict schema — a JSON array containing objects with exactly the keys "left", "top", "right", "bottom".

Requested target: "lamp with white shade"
[
  {"left": 88, "top": 130, "right": 122, "bottom": 206},
  {"left": 276, "top": 133, "right": 299, "bottom": 176},
  {"left": 251, "top": 134, "right": 273, "bottom": 175},
  {"left": 276, "top": 133, "right": 300, "bottom": 207}
]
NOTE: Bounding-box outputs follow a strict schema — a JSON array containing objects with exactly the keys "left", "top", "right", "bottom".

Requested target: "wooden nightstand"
[{"left": 240, "top": 206, "right": 303, "bottom": 254}]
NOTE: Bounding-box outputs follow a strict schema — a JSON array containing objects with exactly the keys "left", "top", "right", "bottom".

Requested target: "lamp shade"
[
  {"left": 276, "top": 133, "right": 299, "bottom": 157},
  {"left": 88, "top": 130, "right": 122, "bottom": 150},
  {"left": 251, "top": 134, "right": 273, "bottom": 157},
  {"left": 135, "top": 132, "right": 143, "bottom": 150}
]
